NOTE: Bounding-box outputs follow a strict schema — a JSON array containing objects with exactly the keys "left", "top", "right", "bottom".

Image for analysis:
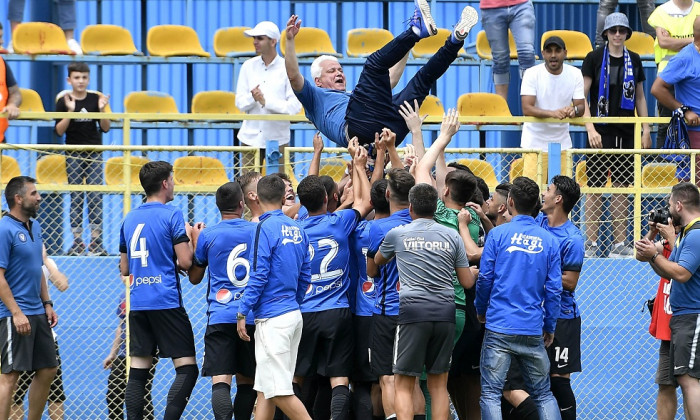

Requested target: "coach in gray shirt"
[{"left": 375, "top": 183, "right": 474, "bottom": 420}]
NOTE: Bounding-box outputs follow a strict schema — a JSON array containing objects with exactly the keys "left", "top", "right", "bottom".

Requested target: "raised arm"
[
  {"left": 352, "top": 145, "right": 373, "bottom": 217},
  {"left": 398, "top": 99, "right": 427, "bottom": 160},
  {"left": 284, "top": 15, "right": 305, "bottom": 92},
  {"left": 415, "top": 109, "right": 460, "bottom": 186},
  {"left": 381, "top": 129, "right": 404, "bottom": 169},
  {"left": 309, "top": 132, "right": 324, "bottom": 176}
]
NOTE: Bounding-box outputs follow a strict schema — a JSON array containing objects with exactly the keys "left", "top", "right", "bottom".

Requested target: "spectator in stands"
[
  {"left": 582, "top": 12, "right": 652, "bottom": 258},
  {"left": 7, "top": 0, "right": 82, "bottom": 54},
  {"left": 635, "top": 182, "right": 700, "bottom": 420},
  {"left": 236, "top": 175, "right": 312, "bottom": 420},
  {"left": 284, "top": 0, "right": 479, "bottom": 147},
  {"left": 596, "top": 0, "right": 655, "bottom": 48},
  {"left": 476, "top": 176, "right": 562, "bottom": 419},
  {"left": 235, "top": 21, "right": 302, "bottom": 171},
  {"left": 479, "top": 0, "right": 536, "bottom": 100},
  {"left": 102, "top": 287, "right": 157, "bottom": 420},
  {"left": 647, "top": 0, "right": 700, "bottom": 146},
  {"left": 0, "top": 176, "right": 59, "bottom": 420},
  {"left": 55, "top": 62, "right": 110, "bottom": 256},
  {"left": 521, "top": 36, "right": 585, "bottom": 179},
  {"left": 0, "top": 22, "right": 21, "bottom": 142},
  {"left": 636, "top": 214, "right": 679, "bottom": 420}
]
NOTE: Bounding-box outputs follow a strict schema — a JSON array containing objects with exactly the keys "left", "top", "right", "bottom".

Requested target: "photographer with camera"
[
  {"left": 635, "top": 182, "right": 700, "bottom": 419},
  {"left": 636, "top": 206, "right": 679, "bottom": 420}
]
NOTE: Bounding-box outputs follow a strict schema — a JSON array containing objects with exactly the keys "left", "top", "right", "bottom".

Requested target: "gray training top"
[{"left": 379, "top": 218, "right": 469, "bottom": 324}]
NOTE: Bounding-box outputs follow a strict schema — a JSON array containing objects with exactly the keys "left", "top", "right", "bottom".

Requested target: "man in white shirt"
[
  {"left": 236, "top": 21, "right": 302, "bottom": 172},
  {"left": 521, "top": 36, "right": 585, "bottom": 152}
]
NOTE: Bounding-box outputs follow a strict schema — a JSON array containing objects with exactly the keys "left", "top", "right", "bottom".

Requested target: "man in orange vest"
[{"left": 0, "top": 23, "right": 22, "bottom": 142}]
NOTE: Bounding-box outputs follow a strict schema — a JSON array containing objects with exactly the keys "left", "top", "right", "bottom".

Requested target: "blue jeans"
[
  {"left": 346, "top": 30, "right": 463, "bottom": 145},
  {"left": 481, "top": 0, "right": 536, "bottom": 85},
  {"left": 8, "top": 0, "right": 76, "bottom": 30},
  {"left": 595, "top": 0, "right": 655, "bottom": 47},
  {"left": 66, "top": 151, "right": 103, "bottom": 236},
  {"left": 480, "top": 329, "right": 561, "bottom": 420}
]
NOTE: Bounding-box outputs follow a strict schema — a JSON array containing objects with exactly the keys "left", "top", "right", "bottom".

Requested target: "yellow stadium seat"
[
  {"left": 35, "top": 154, "right": 67, "bottom": 184},
  {"left": 56, "top": 89, "right": 113, "bottom": 114},
  {"left": 457, "top": 93, "right": 512, "bottom": 125},
  {"left": 642, "top": 163, "right": 678, "bottom": 188},
  {"left": 81, "top": 24, "right": 140, "bottom": 55},
  {"left": 509, "top": 157, "right": 524, "bottom": 182},
  {"left": 1, "top": 155, "right": 21, "bottom": 183},
  {"left": 147, "top": 25, "right": 210, "bottom": 57},
  {"left": 124, "top": 91, "right": 178, "bottom": 114},
  {"left": 540, "top": 30, "right": 593, "bottom": 59},
  {"left": 625, "top": 31, "right": 654, "bottom": 57},
  {"left": 19, "top": 88, "right": 45, "bottom": 113},
  {"left": 346, "top": 28, "right": 393, "bottom": 57},
  {"left": 174, "top": 156, "right": 229, "bottom": 186},
  {"left": 213, "top": 27, "right": 256, "bottom": 57},
  {"left": 419, "top": 95, "right": 445, "bottom": 118},
  {"left": 412, "top": 28, "right": 469, "bottom": 58},
  {"left": 191, "top": 91, "right": 241, "bottom": 114},
  {"left": 511, "top": 154, "right": 569, "bottom": 184},
  {"left": 105, "top": 156, "right": 150, "bottom": 186},
  {"left": 456, "top": 158, "right": 499, "bottom": 189},
  {"left": 319, "top": 158, "right": 348, "bottom": 182},
  {"left": 12, "top": 22, "right": 73, "bottom": 55},
  {"left": 476, "top": 30, "right": 518, "bottom": 60},
  {"left": 575, "top": 160, "right": 588, "bottom": 186},
  {"left": 280, "top": 27, "right": 342, "bottom": 58}
]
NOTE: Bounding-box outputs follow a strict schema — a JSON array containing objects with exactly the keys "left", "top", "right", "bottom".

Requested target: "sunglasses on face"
[{"left": 608, "top": 27, "right": 628, "bottom": 35}]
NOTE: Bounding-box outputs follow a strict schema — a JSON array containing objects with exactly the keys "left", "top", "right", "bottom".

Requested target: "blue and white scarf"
[{"left": 597, "top": 45, "right": 635, "bottom": 117}]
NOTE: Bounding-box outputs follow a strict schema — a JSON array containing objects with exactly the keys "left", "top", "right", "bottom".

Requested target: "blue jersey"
[
  {"left": 669, "top": 227, "right": 700, "bottom": 315},
  {"left": 0, "top": 216, "right": 44, "bottom": 318},
  {"left": 298, "top": 209, "right": 360, "bottom": 312},
  {"left": 295, "top": 79, "right": 350, "bottom": 147},
  {"left": 536, "top": 213, "right": 584, "bottom": 319},
  {"left": 476, "top": 215, "right": 562, "bottom": 335},
  {"left": 350, "top": 220, "right": 375, "bottom": 316},
  {"left": 238, "top": 209, "right": 312, "bottom": 320},
  {"left": 193, "top": 218, "right": 257, "bottom": 325},
  {"left": 367, "top": 209, "right": 412, "bottom": 316},
  {"left": 119, "top": 202, "right": 190, "bottom": 311}
]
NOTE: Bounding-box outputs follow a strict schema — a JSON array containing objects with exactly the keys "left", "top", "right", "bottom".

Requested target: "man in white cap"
[{"left": 235, "top": 21, "right": 302, "bottom": 172}]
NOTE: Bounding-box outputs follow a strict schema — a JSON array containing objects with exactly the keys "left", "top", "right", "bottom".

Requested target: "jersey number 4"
[{"left": 130, "top": 223, "right": 149, "bottom": 267}]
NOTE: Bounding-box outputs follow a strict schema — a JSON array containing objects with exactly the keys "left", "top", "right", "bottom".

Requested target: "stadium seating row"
[{"left": 7, "top": 22, "right": 655, "bottom": 60}]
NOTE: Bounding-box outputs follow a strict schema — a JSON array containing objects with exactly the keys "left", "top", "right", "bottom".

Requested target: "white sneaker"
[
  {"left": 6, "top": 44, "right": 13, "bottom": 54},
  {"left": 609, "top": 243, "right": 634, "bottom": 258},
  {"left": 453, "top": 6, "right": 479, "bottom": 41},
  {"left": 67, "top": 38, "right": 82, "bottom": 55}
]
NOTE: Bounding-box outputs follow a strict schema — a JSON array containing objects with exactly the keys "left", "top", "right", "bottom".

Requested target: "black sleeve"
[
  {"left": 580, "top": 50, "right": 596, "bottom": 79},
  {"left": 632, "top": 52, "right": 645, "bottom": 84},
  {"left": 4, "top": 62, "right": 16, "bottom": 88},
  {"left": 351, "top": 209, "right": 361, "bottom": 224},
  {"left": 55, "top": 96, "right": 67, "bottom": 112}
]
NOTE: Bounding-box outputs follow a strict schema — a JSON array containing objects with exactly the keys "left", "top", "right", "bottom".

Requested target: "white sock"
[{"left": 412, "top": 26, "right": 421, "bottom": 36}]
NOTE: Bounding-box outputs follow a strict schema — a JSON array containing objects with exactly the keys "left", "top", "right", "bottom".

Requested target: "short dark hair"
[
  {"left": 216, "top": 182, "right": 243, "bottom": 213},
  {"left": 509, "top": 177, "right": 540, "bottom": 215},
  {"left": 672, "top": 182, "right": 700, "bottom": 209},
  {"left": 68, "top": 62, "right": 90, "bottom": 76},
  {"left": 476, "top": 177, "right": 489, "bottom": 205},
  {"left": 238, "top": 171, "right": 261, "bottom": 195},
  {"left": 257, "top": 175, "right": 286, "bottom": 204},
  {"left": 297, "top": 175, "right": 327, "bottom": 212},
  {"left": 5, "top": 176, "right": 36, "bottom": 209},
  {"left": 387, "top": 168, "right": 415, "bottom": 204},
  {"left": 495, "top": 182, "right": 511, "bottom": 196},
  {"left": 139, "top": 161, "right": 172, "bottom": 196},
  {"left": 409, "top": 183, "right": 438, "bottom": 217},
  {"left": 447, "top": 161, "right": 474, "bottom": 175},
  {"left": 272, "top": 172, "right": 291, "bottom": 184},
  {"left": 445, "top": 171, "right": 477, "bottom": 205},
  {"left": 319, "top": 175, "right": 337, "bottom": 198},
  {"left": 370, "top": 179, "right": 389, "bottom": 214},
  {"left": 551, "top": 175, "right": 580, "bottom": 214}
]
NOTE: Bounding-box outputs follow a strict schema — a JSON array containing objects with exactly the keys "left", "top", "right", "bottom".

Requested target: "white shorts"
[{"left": 253, "top": 310, "right": 303, "bottom": 398}]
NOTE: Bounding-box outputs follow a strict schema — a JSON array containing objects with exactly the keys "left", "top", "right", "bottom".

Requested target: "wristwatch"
[
  {"left": 236, "top": 312, "right": 246, "bottom": 321},
  {"left": 42, "top": 300, "right": 54, "bottom": 307},
  {"left": 677, "top": 105, "right": 691, "bottom": 115},
  {"left": 651, "top": 252, "right": 660, "bottom": 263}
]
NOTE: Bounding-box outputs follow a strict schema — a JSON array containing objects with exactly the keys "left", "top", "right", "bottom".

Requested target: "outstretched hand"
[
  {"left": 286, "top": 15, "right": 302, "bottom": 40},
  {"left": 439, "top": 108, "right": 460, "bottom": 138},
  {"left": 398, "top": 99, "right": 427, "bottom": 133}
]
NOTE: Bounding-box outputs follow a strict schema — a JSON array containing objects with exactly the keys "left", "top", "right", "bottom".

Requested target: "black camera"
[{"left": 649, "top": 207, "right": 671, "bottom": 224}]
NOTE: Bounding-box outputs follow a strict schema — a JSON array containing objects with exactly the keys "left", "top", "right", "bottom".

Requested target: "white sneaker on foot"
[
  {"left": 67, "top": 38, "right": 82, "bottom": 55},
  {"left": 453, "top": 6, "right": 479, "bottom": 41},
  {"left": 410, "top": 0, "right": 437, "bottom": 38}
]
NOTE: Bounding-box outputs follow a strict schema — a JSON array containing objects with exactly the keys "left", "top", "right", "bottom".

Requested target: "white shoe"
[
  {"left": 6, "top": 44, "right": 13, "bottom": 54},
  {"left": 67, "top": 38, "right": 82, "bottom": 55},
  {"left": 454, "top": 6, "right": 479, "bottom": 41}
]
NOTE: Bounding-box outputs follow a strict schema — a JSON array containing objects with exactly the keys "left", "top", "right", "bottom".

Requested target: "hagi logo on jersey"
[
  {"left": 362, "top": 277, "right": 375, "bottom": 295},
  {"left": 215, "top": 288, "right": 243, "bottom": 304},
  {"left": 17, "top": 232, "right": 27, "bottom": 243},
  {"left": 506, "top": 233, "right": 544, "bottom": 254},
  {"left": 281, "top": 225, "right": 303, "bottom": 245}
]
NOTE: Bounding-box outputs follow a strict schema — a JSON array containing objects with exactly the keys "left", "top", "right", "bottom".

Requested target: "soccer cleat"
[
  {"left": 453, "top": 6, "right": 479, "bottom": 42},
  {"left": 410, "top": 0, "right": 438, "bottom": 39}
]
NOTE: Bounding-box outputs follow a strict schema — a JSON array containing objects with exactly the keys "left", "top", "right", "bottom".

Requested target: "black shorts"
[
  {"left": 370, "top": 314, "right": 398, "bottom": 377},
  {"left": 547, "top": 317, "right": 582, "bottom": 374},
  {"left": 393, "top": 321, "right": 455, "bottom": 376},
  {"left": 13, "top": 339, "right": 65, "bottom": 404},
  {"left": 295, "top": 308, "right": 354, "bottom": 378},
  {"left": 0, "top": 315, "right": 59, "bottom": 374},
  {"left": 202, "top": 323, "right": 256, "bottom": 378},
  {"left": 129, "top": 308, "right": 196, "bottom": 359},
  {"left": 352, "top": 315, "right": 376, "bottom": 382},
  {"left": 586, "top": 135, "right": 634, "bottom": 187},
  {"left": 670, "top": 314, "right": 700, "bottom": 379},
  {"left": 503, "top": 358, "right": 526, "bottom": 391},
  {"left": 450, "top": 323, "right": 485, "bottom": 377},
  {"left": 656, "top": 340, "right": 677, "bottom": 386}
]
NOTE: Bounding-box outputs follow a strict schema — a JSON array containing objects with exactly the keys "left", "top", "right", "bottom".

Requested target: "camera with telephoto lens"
[{"left": 648, "top": 207, "right": 671, "bottom": 224}]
